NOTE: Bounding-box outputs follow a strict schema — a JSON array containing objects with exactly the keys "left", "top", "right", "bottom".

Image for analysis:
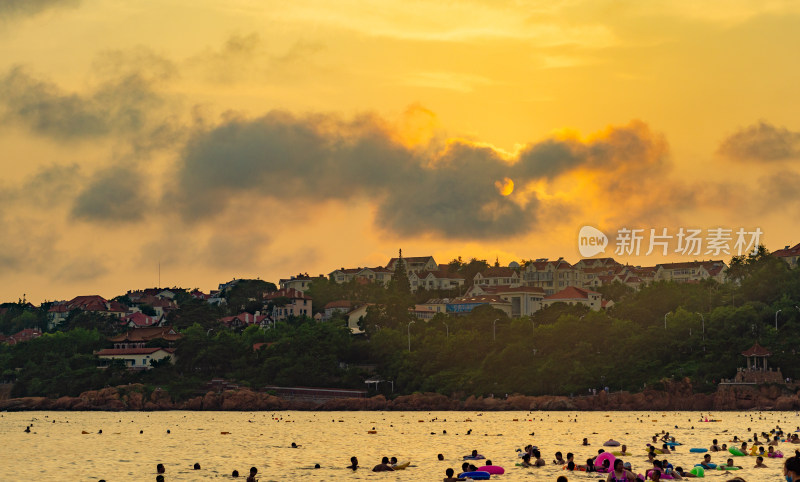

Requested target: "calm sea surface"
[{"left": 1, "top": 410, "right": 798, "bottom": 481}]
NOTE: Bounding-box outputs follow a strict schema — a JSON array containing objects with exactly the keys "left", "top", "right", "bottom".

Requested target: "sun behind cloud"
[{"left": 495, "top": 177, "right": 514, "bottom": 196}]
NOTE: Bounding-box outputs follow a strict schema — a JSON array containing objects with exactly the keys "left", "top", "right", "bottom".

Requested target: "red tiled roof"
[
  {"left": 656, "top": 260, "right": 725, "bottom": 270},
  {"left": 324, "top": 300, "right": 352, "bottom": 310},
  {"left": 123, "top": 312, "right": 156, "bottom": 327},
  {"left": 773, "top": 243, "right": 800, "bottom": 257},
  {"left": 478, "top": 267, "right": 518, "bottom": 278},
  {"left": 544, "top": 286, "right": 600, "bottom": 300},
  {"left": 66, "top": 295, "right": 108, "bottom": 312},
  {"left": 107, "top": 326, "right": 181, "bottom": 343},
  {"left": 106, "top": 300, "right": 127, "bottom": 313},
  {"left": 219, "top": 312, "right": 268, "bottom": 326},
  {"left": 97, "top": 347, "right": 175, "bottom": 356},
  {"left": 48, "top": 303, "right": 68, "bottom": 313},
  {"left": 264, "top": 288, "right": 311, "bottom": 300},
  {"left": 741, "top": 342, "right": 771, "bottom": 357}
]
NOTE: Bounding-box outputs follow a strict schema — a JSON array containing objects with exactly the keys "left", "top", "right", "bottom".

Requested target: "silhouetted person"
[
  {"left": 347, "top": 456, "right": 359, "bottom": 470},
  {"left": 247, "top": 466, "right": 258, "bottom": 482},
  {"left": 193, "top": 462, "right": 201, "bottom": 470}
]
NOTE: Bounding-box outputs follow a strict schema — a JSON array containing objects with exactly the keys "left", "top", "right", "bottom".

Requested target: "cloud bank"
[
  {"left": 0, "top": 0, "right": 79, "bottom": 20},
  {"left": 168, "top": 113, "right": 669, "bottom": 239},
  {"left": 718, "top": 121, "right": 800, "bottom": 162}
]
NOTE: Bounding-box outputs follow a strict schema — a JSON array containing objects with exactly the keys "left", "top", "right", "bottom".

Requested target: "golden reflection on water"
[{"left": 1, "top": 411, "right": 799, "bottom": 481}]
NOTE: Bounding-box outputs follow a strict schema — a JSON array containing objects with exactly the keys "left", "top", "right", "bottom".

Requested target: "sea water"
[{"left": 1, "top": 410, "right": 798, "bottom": 480}]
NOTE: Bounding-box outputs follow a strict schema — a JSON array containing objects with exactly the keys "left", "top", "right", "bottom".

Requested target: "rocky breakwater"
[
  {"left": 714, "top": 383, "right": 800, "bottom": 410},
  {"left": 2, "top": 378, "right": 799, "bottom": 411}
]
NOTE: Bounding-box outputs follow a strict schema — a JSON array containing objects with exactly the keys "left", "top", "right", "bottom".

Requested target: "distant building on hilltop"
[{"left": 773, "top": 243, "right": 800, "bottom": 269}]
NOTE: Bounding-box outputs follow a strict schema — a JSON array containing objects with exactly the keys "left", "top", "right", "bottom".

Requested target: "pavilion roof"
[{"left": 741, "top": 342, "right": 771, "bottom": 357}]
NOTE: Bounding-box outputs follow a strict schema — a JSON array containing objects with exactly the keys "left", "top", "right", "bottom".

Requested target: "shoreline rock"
[{"left": 1, "top": 378, "right": 798, "bottom": 412}]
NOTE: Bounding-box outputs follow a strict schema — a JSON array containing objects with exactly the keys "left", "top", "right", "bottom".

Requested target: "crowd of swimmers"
[{"left": 139, "top": 447, "right": 800, "bottom": 481}]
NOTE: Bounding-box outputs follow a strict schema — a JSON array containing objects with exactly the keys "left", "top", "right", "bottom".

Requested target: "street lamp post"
[
  {"left": 493, "top": 319, "right": 499, "bottom": 342},
  {"left": 407, "top": 320, "right": 415, "bottom": 352},
  {"left": 697, "top": 312, "right": 705, "bottom": 351},
  {"left": 444, "top": 321, "right": 449, "bottom": 338},
  {"left": 776, "top": 309, "right": 782, "bottom": 330},
  {"left": 531, "top": 319, "right": 535, "bottom": 337},
  {"left": 664, "top": 312, "right": 671, "bottom": 330}
]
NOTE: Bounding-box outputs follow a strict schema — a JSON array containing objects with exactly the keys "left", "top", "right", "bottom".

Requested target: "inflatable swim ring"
[
  {"left": 604, "top": 440, "right": 621, "bottom": 447},
  {"left": 728, "top": 448, "right": 745, "bottom": 456},
  {"left": 463, "top": 455, "right": 486, "bottom": 460},
  {"left": 717, "top": 466, "right": 740, "bottom": 470},
  {"left": 612, "top": 451, "right": 629, "bottom": 456},
  {"left": 689, "top": 467, "right": 704, "bottom": 477},
  {"left": 392, "top": 461, "right": 410, "bottom": 470},
  {"left": 458, "top": 471, "right": 490, "bottom": 480},
  {"left": 695, "top": 464, "right": 716, "bottom": 469},
  {"left": 646, "top": 469, "right": 674, "bottom": 479},
  {"left": 478, "top": 465, "right": 505, "bottom": 475},
  {"left": 595, "top": 452, "right": 616, "bottom": 471},
  {"left": 768, "top": 451, "right": 784, "bottom": 458},
  {"left": 689, "top": 448, "right": 707, "bottom": 453},
  {"left": 665, "top": 442, "right": 681, "bottom": 447}
]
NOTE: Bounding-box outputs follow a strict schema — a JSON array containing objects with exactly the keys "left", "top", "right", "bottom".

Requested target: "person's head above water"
[
  {"left": 785, "top": 452, "right": 800, "bottom": 481},
  {"left": 472, "top": 450, "right": 478, "bottom": 456},
  {"left": 446, "top": 468, "right": 455, "bottom": 477},
  {"left": 193, "top": 463, "right": 200, "bottom": 470},
  {"left": 381, "top": 457, "right": 389, "bottom": 464},
  {"left": 232, "top": 469, "right": 239, "bottom": 477},
  {"left": 156, "top": 463, "right": 165, "bottom": 474},
  {"left": 390, "top": 457, "right": 397, "bottom": 464},
  {"left": 438, "top": 454, "right": 444, "bottom": 460}
]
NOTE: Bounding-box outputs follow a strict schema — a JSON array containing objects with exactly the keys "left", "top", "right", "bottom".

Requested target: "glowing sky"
[{"left": 1, "top": 0, "right": 799, "bottom": 303}]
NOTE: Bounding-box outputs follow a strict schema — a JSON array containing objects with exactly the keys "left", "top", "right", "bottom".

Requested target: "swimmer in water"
[
  {"left": 347, "top": 456, "right": 358, "bottom": 470},
  {"left": 372, "top": 457, "right": 394, "bottom": 472},
  {"left": 246, "top": 466, "right": 258, "bottom": 482},
  {"left": 443, "top": 467, "right": 465, "bottom": 481},
  {"left": 754, "top": 456, "right": 767, "bottom": 468}
]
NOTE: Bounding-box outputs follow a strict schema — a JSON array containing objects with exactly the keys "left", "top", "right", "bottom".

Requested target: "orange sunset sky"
[{"left": 1, "top": 1, "right": 799, "bottom": 303}]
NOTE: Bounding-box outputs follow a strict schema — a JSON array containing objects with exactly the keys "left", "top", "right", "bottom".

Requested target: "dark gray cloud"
[
  {"left": 168, "top": 113, "right": 668, "bottom": 239},
  {"left": 71, "top": 167, "right": 150, "bottom": 222},
  {"left": 757, "top": 170, "right": 800, "bottom": 210},
  {"left": 718, "top": 121, "right": 800, "bottom": 162},
  {"left": 0, "top": 0, "right": 78, "bottom": 20},
  {"left": 0, "top": 64, "right": 171, "bottom": 144}
]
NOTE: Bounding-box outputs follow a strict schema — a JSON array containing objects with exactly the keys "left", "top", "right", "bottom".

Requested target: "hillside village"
[
  {"left": 1, "top": 243, "right": 798, "bottom": 371},
  {"left": 0, "top": 242, "right": 798, "bottom": 404}
]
